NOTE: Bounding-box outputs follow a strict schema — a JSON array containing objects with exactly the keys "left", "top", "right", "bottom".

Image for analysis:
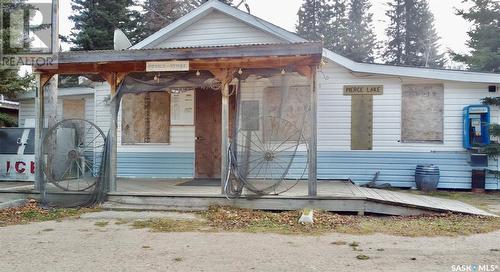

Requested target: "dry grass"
[
  {"left": 339, "top": 213, "right": 500, "bottom": 237},
  {"left": 94, "top": 221, "right": 109, "bottom": 227},
  {"left": 131, "top": 218, "right": 205, "bottom": 232},
  {"left": 0, "top": 200, "right": 100, "bottom": 227},
  {"left": 128, "top": 206, "right": 500, "bottom": 237}
]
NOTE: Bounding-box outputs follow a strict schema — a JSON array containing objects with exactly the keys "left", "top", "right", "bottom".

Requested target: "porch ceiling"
[{"left": 35, "top": 42, "right": 323, "bottom": 75}]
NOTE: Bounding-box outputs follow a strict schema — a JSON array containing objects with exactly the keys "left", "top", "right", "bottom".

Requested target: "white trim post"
[
  {"left": 308, "top": 67, "right": 318, "bottom": 196},
  {"left": 34, "top": 73, "right": 44, "bottom": 192}
]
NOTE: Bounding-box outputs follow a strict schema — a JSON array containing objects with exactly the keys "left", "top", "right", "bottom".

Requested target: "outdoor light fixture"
[
  {"left": 281, "top": 68, "right": 286, "bottom": 75},
  {"left": 154, "top": 73, "right": 160, "bottom": 83},
  {"left": 196, "top": 70, "right": 201, "bottom": 76},
  {"left": 238, "top": 68, "right": 243, "bottom": 75}
]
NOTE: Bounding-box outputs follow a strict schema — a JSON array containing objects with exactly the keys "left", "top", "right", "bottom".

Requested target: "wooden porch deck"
[
  {"left": 107, "top": 179, "right": 494, "bottom": 216},
  {"left": 0, "top": 179, "right": 494, "bottom": 216}
]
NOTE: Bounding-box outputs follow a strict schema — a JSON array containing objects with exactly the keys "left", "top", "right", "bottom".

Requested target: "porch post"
[
  {"left": 221, "top": 82, "right": 230, "bottom": 194},
  {"left": 109, "top": 99, "right": 118, "bottom": 192},
  {"left": 34, "top": 73, "right": 53, "bottom": 191},
  {"left": 109, "top": 73, "right": 119, "bottom": 192},
  {"left": 100, "top": 72, "right": 127, "bottom": 193},
  {"left": 34, "top": 74, "right": 44, "bottom": 191},
  {"left": 308, "top": 67, "right": 318, "bottom": 196}
]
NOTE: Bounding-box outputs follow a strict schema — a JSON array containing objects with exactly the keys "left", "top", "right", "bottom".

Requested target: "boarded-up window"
[
  {"left": 63, "top": 99, "right": 85, "bottom": 119},
  {"left": 122, "top": 92, "right": 171, "bottom": 144},
  {"left": 262, "top": 85, "right": 310, "bottom": 141},
  {"left": 401, "top": 84, "right": 444, "bottom": 143},
  {"left": 351, "top": 95, "right": 373, "bottom": 150},
  {"left": 63, "top": 99, "right": 86, "bottom": 144}
]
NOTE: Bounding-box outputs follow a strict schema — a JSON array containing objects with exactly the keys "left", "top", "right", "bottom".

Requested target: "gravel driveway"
[{"left": 0, "top": 211, "right": 499, "bottom": 272}]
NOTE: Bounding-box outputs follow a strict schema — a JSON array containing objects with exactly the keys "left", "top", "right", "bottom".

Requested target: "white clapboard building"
[{"left": 17, "top": 0, "right": 500, "bottom": 190}]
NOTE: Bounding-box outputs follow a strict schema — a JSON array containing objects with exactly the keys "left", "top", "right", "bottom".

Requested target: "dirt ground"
[{"left": 0, "top": 211, "right": 499, "bottom": 272}]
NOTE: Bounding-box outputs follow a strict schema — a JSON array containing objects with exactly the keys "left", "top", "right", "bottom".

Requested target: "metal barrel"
[{"left": 415, "top": 164, "right": 440, "bottom": 192}]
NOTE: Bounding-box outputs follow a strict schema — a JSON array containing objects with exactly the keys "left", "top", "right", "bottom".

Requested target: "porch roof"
[{"left": 35, "top": 42, "right": 323, "bottom": 75}]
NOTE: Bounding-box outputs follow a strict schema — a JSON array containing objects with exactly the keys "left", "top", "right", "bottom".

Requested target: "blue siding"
[
  {"left": 318, "top": 151, "right": 500, "bottom": 190},
  {"left": 117, "top": 152, "right": 194, "bottom": 178},
  {"left": 116, "top": 151, "right": 500, "bottom": 190}
]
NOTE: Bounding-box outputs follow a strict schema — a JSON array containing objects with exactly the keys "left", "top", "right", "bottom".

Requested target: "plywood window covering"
[
  {"left": 401, "top": 84, "right": 444, "bottom": 143},
  {"left": 262, "top": 85, "right": 311, "bottom": 141},
  {"left": 122, "top": 91, "right": 171, "bottom": 144},
  {"left": 351, "top": 95, "right": 373, "bottom": 150},
  {"left": 63, "top": 99, "right": 85, "bottom": 119}
]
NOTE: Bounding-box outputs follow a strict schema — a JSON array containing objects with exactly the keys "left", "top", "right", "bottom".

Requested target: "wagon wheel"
[
  {"left": 42, "top": 119, "right": 106, "bottom": 192},
  {"left": 232, "top": 116, "right": 308, "bottom": 195}
]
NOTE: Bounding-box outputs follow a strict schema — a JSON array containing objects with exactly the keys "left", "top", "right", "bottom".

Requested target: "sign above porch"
[
  {"left": 343, "top": 85, "right": 384, "bottom": 96},
  {"left": 146, "top": 61, "right": 190, "bottom": 72}
]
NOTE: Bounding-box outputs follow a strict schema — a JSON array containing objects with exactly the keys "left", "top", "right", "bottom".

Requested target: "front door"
[
  {"left": 195, "top": 89, "right": 222, "bottom": 178},
  {"left": 194, "top": 88, "right": 236, "bottom": 179}
]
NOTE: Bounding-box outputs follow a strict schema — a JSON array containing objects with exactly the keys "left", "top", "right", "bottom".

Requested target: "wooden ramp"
[
  {"left": 0, "top": 179, "right": 494, "bottom": 216},
  {"left": 102, "top": 179, "right": 495, "bottom": 216},
  {"left": 355, "top": 186, "right": 494, "bottom": 216}
]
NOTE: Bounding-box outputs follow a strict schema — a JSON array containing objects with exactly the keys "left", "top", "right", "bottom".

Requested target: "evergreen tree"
[
  {"left": 297, "top": 0, "right": 349, "bottom": 54},
  {"left": 64, "top": 0, "right": 140, "bottom": 50},
  {"left": 383, "top": 0, "right": 444, "bottom": 67},
  {"left": 297, "top": 0, "right": 332, "bottom": 43},
  {"left": 330, "top": 0, "right": 348, "bottom": 53},
  {"left": 452, "top": 0, "right": 500, "bottom": 73},
  {"left": 384, "top": 0, "right": 405, "bottom": 65},
  {"left": 344, "top": 0, "right": 377, "bottom": 62},
  {"left": 134, "top": 0, "right": 184, "bottom": 42},
  {"left": 133, "top": 0, "right": 233, "bottom": 42}
]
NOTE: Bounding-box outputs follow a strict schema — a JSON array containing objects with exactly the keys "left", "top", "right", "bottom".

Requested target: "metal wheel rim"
[
  {"left": 42, "top": 118, "right": 106, "bottom": 192},
  {"left": 232, "top": 116, "right": 309, "bottom": 195}
]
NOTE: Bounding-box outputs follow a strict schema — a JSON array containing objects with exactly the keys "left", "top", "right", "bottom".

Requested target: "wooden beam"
[
  {"left": 295, "top": 66, "right": 314, "bottom": 80},
  {"left": 209, "top": 68, "right": 237, "bottom": 86},
  {"left": 99, "top": 72, "right": 128, "bottom": 94},
  {"left": 36, "top": 42, "right": 323, "bottom": 65},
  {"left": 35, "top": 56, "right": 321, "bottom": 75},
  {"left": 40, "top": 73, "right": 54, "bottom": 87}
]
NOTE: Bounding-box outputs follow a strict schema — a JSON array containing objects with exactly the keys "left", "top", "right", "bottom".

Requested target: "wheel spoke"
[
  {"left": 83, "top": 133, "right": 100, "bottom": 150},
  {"left": 252, "top": 131, "right": 266, "bottom": 151},
  {"left": 253, "top": 160, "right": 266, "bottom": 179},
  {"left": 236, "top": 143, "right": 262, "bottom": 154},
  {"left": 274, "top": 144, "right": 300, "bottom": 155},
  {"left": 247, "top": 159, "right": 265, "bottom": 176},
  {"left": 243, "top": 132, "right": 265, "bottom": 152},
  {"left": 271, "top": 131, "right": 299, "bottom": 153}
]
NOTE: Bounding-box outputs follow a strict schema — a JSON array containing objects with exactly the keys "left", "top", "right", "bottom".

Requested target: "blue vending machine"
[{"left": 463, "top": 105, "right": 491, "bottom": 150}]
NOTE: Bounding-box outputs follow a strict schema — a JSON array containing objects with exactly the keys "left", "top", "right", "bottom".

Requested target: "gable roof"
[
  {"left": 131, "top": 0, "right": 304, "bottom": 50},
  {"left": 132, "top": 0, "right": 500, "bottom": 84}
]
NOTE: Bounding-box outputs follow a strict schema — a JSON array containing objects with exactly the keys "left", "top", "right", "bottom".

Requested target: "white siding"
[
  {"left": 94, "top": 84, "right": 112, "bottom": 143},
  {"left": 94, "top": 87, "right": 196, "bottom": 153},
  {"left": 18, "top": 100, "right": 35, "bottom": 127},
  {"left": 317, "top": 62, "right": 499, "bottom": 152},
  {"left": 153, "top": 11, "right": 284, "bottom": 48},
  {"left": 18, "top": 94, "right": 95, "bottom": 128}
]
